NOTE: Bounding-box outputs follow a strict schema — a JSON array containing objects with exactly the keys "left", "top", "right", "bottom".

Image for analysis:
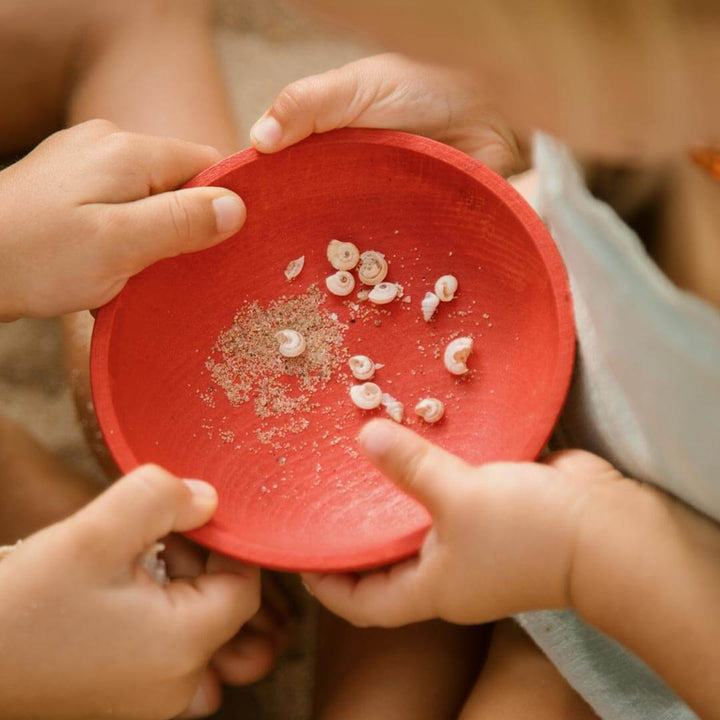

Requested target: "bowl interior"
[{"left": 91, "top": 129, "right": 574, "bottom": 571}]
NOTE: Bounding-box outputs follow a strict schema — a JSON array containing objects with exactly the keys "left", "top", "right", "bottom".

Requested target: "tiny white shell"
[
  {"left": 350, "top": 382, "right": 383, "bottom": 410},
  {"left": 356, "top": 288, "right": 370, "bottom": 302},
  {"left": 284, "top": 255, "right": 305, "bottom": 281},
  {"left": 357, "top": 250, "right": 388, "bottom": 285},
  {"left": 444, "top": 337, "right": 473, "bottom": 375},
  {"left": 348, "top": 355, "right": 376, "bottom": 380},
  {"left": 327, "top": 240, "right": 360, "bottom": 270},
  {"left": 368, "top": 282, "right": 400, "bottom": 305},
  {"left": 381, "top": 393, "right": 404, "bottom": 423},
  {"left": 326, "top": 270, "right": 356, "bottom": 296},
  {"left": 435, "top": 275, "right": 458, "bottom": 302},
  {"left": 140, "top": 542, "right": 169, "bottom": 585},
  {"left": 275, "top": 329, "right": 306, "bottom": 357},
  {"left": 415, "top": 398, "right": 445, "bottom": 423},
  {"left": 421, "top": 291, "right": 440, "bottom": 321}
]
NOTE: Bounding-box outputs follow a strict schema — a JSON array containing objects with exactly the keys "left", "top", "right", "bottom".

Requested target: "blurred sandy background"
[{"left": 0, "top": 2, "right": 372, "bottom": 718}]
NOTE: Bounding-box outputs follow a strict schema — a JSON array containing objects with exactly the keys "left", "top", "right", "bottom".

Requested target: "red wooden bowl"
[{"left": 91, "top": 129, "right": 574, "bottom": 572}]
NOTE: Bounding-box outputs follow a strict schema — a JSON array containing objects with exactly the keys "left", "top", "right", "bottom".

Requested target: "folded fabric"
[{"left": 515, "top": 133, "right": 720, "bottom": 720}]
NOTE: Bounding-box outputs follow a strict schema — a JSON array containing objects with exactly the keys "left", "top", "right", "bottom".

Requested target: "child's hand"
[
  {"left": 0, "top": 120, "right": 245, "bottom": 321},
  {"left": 0, "top": 465, "right": 259, "bottom": 720},
  {"left": 303, "top": 419, "right": 618, "bottom": 628},
  {"left": 250, "top": 53, "right": 523, "bottom": 177}
]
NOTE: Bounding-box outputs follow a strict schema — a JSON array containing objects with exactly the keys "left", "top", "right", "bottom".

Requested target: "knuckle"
[
  {"left": 167, "top": 192, "right": 194, "bottom": 246},
  {"left": 101, "top": 130, "right": 140, "bottom": 165},
  {"left": 130, "top": 464, "right": 182, "bottom": 503},
  {"left": 274, "top": 76, "right": 323, "bottom": 118},
  {"left": 79, "top": 118, "right": 118, "bottom": 137},
  {"left": 401, "top": 444, "right": 433, "bottom": 491}
]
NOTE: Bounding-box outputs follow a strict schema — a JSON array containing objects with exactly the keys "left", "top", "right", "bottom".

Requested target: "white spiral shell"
[
  {"left": 275, "top": 329, "right": 306, "bottom": 357},
  {"left": 327, "top": 240, "right": 360, "bottom": 270},
  {"left": 284, "top": 255, "right": 305, "bottom": 281},
  {"left": 421, "top": 291, "right": 440, "bottom": 321},
  {"left": 414, "top": 398, "right": 445, "bottom": 423},
  {"left": 381, "top": 393, "right": 404, "bottom": 423},
  {"left": 349, "top": 382, "right": 383, "bottom": 410},
  {"left": 325, "top": 270, "right": 356, "bottom": 296},
  {"left": 368, "top": 282, "right": 400, "bottom": 305},
  {"left": 435, "top": 275, "right": 458, "bottom": 302},
  {"left": 348, "top": 355, "right": 377, "bottom": 380},
  {"left": 357, "top": 250, "right": 388, "bottom": 285},
  {"left": 444, "top": 337, "right": 473, "bottom": 375}
]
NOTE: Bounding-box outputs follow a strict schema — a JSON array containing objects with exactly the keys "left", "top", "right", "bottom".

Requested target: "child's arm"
[
  {"left": 0, "top": 119, "right": 245, "bottom": 321},
  {"left": 0, "top": 464, "right": 259, "bottom": 720},
  {"left": 303, "top": 419, "right": 720, "bottom": 720},
  {"left": 249, "top": 53, "right": 525, "bottom": 178}
]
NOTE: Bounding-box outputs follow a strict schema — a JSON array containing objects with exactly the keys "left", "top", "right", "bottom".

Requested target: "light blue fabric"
[{"left": 514, "top": 133, "right": 720, "bottom": 720}]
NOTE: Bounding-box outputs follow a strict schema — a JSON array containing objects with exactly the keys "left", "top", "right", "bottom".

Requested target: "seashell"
[
  {"left": 325, "top": 270, "right": 356, "bottom": 296},
  {"left": 357, "top": 250, "right": 388, "bottom": 285},
  {"left": 444, "top": 337, "right": 473, "bottom": 375},
  {"left": 435, "top": 275, "right": 458, "bottom": 302},
  {"left": 348, "top": 355, "right": 377, "bottom": 380},
  {"left": 327, "top": 239, "right": 360, "bottom": 270},
  {"left": 349, "top": 382, "right": 383, "bottom": 410},
  {"left": 402, "top": 296, "right": 412, "bottom": 303},
  {"left": 414, "top": 398, "right": 445, "bottom": 423},
  {"left": 140, "top": 542, "right": 169, "bottom": 585},
  {"left": 284, "top": 255, "right": 305, "bottom": 281},
  {"left": 275, "top": 329, "right": 306, "bottom": 357},
  {"left": 381, "top": 393, "right": 404, "bottom": 423},
  {"left": 421, "top": 291, "right": 440, "bottom": 321},
  {"left": 356, "top": 288, "right": 370, "bottom": 302},
  {"left": 368, "top": 282, "right": 400, "bottom": 305}
]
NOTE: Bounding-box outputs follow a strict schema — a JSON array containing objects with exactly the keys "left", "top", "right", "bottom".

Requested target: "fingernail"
[
  {"left": 213, "top": 194, "right": 245, "bottom": 234},
  {"left": 359, "top": 421, "right": 397, "bottom": 460},
  {"left": 251, "top": 116, "right": 283, "bottom": 149},
  {"left": 182, "top": 684, "right": 212, "bottom": 718},
  {"left": 183, "top": 479, "right": 217, "bottom": 499}
]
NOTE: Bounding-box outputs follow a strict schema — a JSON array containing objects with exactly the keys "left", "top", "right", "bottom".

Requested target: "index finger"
[
  {"left": 358, "top": 419, "right": 472, "bottom": 516},
  {"left": 98, "top": 132, "right": 223, "bottom": 200}
]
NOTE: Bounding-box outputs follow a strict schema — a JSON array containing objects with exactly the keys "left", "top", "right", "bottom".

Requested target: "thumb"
[
  {"left": 67, "top": 464, "right": 218, "bottom": 569},
  {"left": 106, "top": 187, "right": 246, "bottom": 276},
  {"left": 358, "top": 419, "right": 471, "bottom": 516},
  {"left": 250, "top": 61, "right": 380, "bottom": 153}
]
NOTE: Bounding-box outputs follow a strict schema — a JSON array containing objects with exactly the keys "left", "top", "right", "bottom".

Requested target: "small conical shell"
[
  {"left": 349, "top": 382, "right": 383, "bottom": 410},
  {"left": 284, "top": 255, "right": 305, "bottom": 281},
  {"left": 444, "top": 337, "right": 473, "bottom": 375},
  {"left": 381, "top": 393, "right": 404, "bottom": 423},
  {"left": 415, "top": 398, "right": 445, "bottom": 423},
  {"left": 348, "top": 355, "right": 376, "bottom": 380},
  {"left": 327, "top": 240, "right": 360, "bottom": 270},
  {"left": 357, "top": 250, "right": 388, "bottom": 285},
  {"left": 435, "top": 275, "right": 458, "bottom": 301},
  {"left": 421, "top": 291, "right": 440, "bottom": 321},
  {"left": 326, "top": 270, "right": 356, "bottom": 296},
  {"left": 275, "top": 329, "right": 306, "bottom": 357}
]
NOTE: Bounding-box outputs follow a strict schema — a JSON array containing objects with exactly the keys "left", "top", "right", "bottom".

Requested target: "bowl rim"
[{"left": 90, "top": 127, "right": 576, "bottom": 572}]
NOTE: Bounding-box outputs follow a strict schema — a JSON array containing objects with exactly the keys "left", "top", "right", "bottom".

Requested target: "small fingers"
[
  {"left": 211, "top": 629, "right": 278, "bottom": 685},
  {"left": 543, "top": 449, "right": 621, "bottom": 482},
  {"left": 302, "top": 556, "right": 432, "bottom": 628}
]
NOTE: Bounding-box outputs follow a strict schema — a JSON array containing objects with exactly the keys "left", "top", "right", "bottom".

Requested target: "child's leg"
[
  {"left": 314, "top": 608, "right": 487, "bottom": 720},
  {"left": 56, "top": 0, "right": 240, "bottom": 467},
  {"left": 458, "top": 620, "right": 598, "bottom": 719},
  {"left": 0, "top": 415, "right": 99, "bottom": 544}
]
